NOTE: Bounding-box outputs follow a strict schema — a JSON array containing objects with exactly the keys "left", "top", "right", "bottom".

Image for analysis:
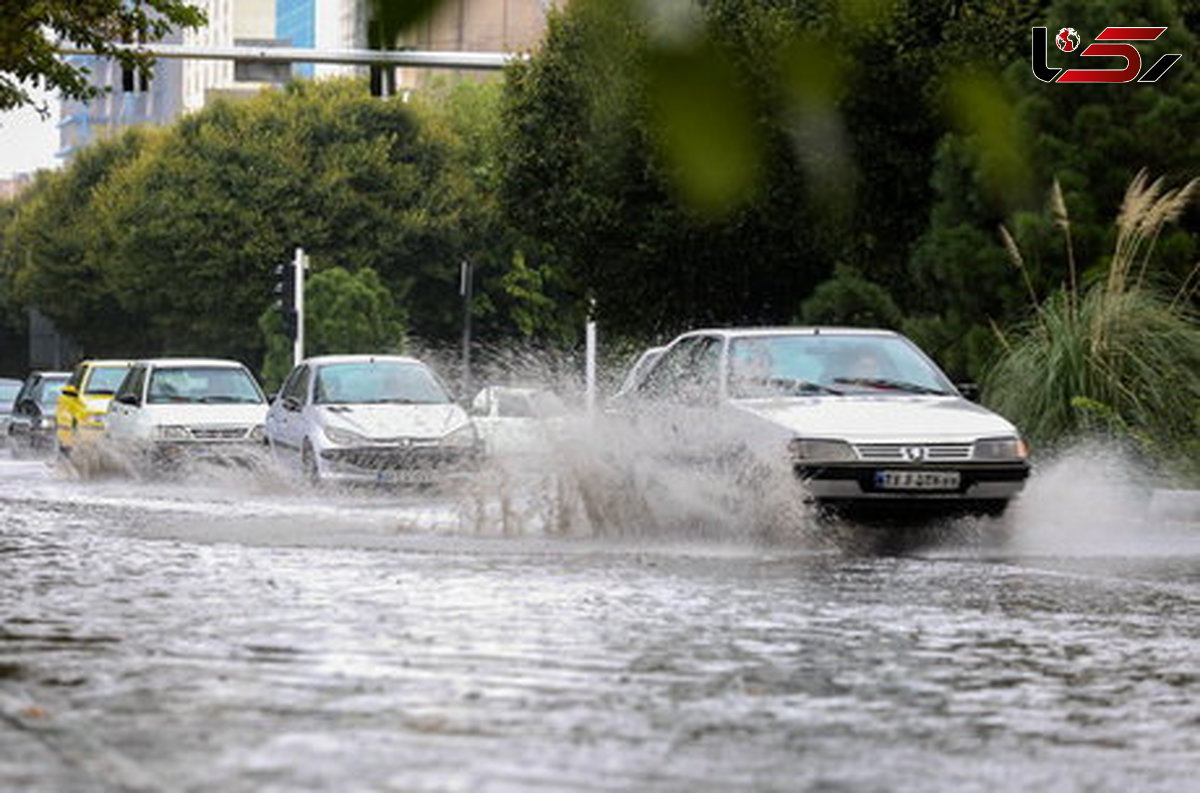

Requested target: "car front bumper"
[
  {"left": 151, "top": 440, "right": 265, "bottom": 466},
  {"left": 318, "top": 444, "right": 482, "bottom": 483},
  {"left": 9, "top": 421, "right": 57, "bottom": 449},
  {"left": 795, "top": 462, "right": 1030, "bottom": 503}
]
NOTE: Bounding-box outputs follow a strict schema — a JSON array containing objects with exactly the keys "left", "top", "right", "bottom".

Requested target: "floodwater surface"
[{"left": 0, "top": 452, "right": 1197, "bottom": 793}]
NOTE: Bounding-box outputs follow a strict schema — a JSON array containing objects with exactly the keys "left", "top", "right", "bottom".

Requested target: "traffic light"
[{"left": 273, "top": 261, "right": 298, "bottom": 340}]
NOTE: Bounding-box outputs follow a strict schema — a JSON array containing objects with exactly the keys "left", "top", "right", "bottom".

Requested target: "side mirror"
[
  {"left": 115, "top": 393, "right": 140, "bottom": 406},
  {"left": 61, "top": 385, "right": 78, "bottom": 398},
  {"left": 282, "top": 396, "right": 301, "bottom": 412},
  {"left": 18, "top": 397, "right": 38, "bottom": 412},
  {"left": 956, "top": 382, "right": 981, "bottom": 402}
]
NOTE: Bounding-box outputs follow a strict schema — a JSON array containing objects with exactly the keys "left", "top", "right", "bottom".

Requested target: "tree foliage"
[
  {"left": 0, "top": 0, "right": 206, "bottom": 114},
  {"left": 1, "top": 79, "right": 510, "bottom": 368},
  {"left": 498, "top": 0, "right": 1050, "bottom": 341},
  {"left": 985, "top": 173, "right": 1200, "bottom": 473},
  {"left": 258, "top": 266, "right": 406, "bottom": 388},
  {"left": 907, "top": 0, "right": 1200, "bottom": 378}
]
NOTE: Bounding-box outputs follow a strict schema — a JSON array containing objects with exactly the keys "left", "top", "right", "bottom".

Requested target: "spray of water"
[
  {"left": 51, "top": 344, "right": 1196, "bottom": 555},
  {"left": 1002, "top": 439, "right": 1190, "bottom": 556}
]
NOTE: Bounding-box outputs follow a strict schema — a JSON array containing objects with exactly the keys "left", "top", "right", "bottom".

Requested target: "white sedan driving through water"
[
  {"left": 610, "top": 327, "right": 1030, "bottom": 518},
  {"left": 264, "top": 355, "right": 481, "bottom": 485},
  {"left": 103, "top": 358, "right": 269, "bottom": 468}
]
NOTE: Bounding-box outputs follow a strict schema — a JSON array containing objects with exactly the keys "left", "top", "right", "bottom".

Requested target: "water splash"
[{"left": 1004, "top": 439, "right": 1190, "bottom": 556}]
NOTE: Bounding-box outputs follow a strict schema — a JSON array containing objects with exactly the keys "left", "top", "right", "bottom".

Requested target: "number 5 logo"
[{"left": 1032, "top": 26, "right": 1182, "bottom": 83}]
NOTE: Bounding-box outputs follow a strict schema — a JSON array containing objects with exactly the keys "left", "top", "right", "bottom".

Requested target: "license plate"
[
  {"left": 376, "top": 469, "right": 438, "bottom": 484},
  {"left": 875, "top": 470, "right": 961, "bottom": 491}
]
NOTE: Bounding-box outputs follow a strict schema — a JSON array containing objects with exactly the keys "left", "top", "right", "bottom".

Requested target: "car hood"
[
  {"left": 729, "top": 395, "right": 1019, "bottom": 442},
  {"left": 143, "top": 403, "right": 267, "bottom": 426},
  {"left": 318, "top": 403, "right": 468, "bottom": 439}
]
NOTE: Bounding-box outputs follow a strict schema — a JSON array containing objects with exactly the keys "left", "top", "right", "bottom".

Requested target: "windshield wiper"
[
  {"left": 832, "top": 377, "right": 950, "bottom": 395},
  {"left": 199, "top": 395, "right": 259, "bottom": 403}
]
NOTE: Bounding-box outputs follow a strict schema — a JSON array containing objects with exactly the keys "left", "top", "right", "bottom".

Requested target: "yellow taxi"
[{"left": 55, "top": 359, "right": 133, "bottom": 455}]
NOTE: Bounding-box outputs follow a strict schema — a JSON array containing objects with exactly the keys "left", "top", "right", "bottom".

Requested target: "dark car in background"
[{"left": 7, "top": 371, "right": 71, "bottom": 456}]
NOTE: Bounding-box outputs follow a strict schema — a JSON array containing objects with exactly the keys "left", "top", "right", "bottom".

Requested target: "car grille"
[
  {"left": 853, "top": 443, "right": 975, "bottom": 462},
  {"left": 323, "top": 446, "right": 476, "bottom": 471},
  {"left": 190, "top": 427, "right": 251, "bottom": 441}
]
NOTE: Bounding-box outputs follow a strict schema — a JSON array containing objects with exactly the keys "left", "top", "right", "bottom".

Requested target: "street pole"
[
  {"left": 585, "top": 301, "right": 597, "bottom": 415},
  {"left": 294, "top": 247, "right": 306, "bottom": 366},
  {"left": 460, "top": 260, "right": 473, "bottom": 400}
]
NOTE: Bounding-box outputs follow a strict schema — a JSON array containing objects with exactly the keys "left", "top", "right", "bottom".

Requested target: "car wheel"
[{"left": 301, "top": 441, "right": 321, "bottom": 486}]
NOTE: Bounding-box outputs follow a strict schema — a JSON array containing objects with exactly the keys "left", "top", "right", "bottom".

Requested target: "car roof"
[
  {"left": 28, "top": 371, "right": 70, "bottom": 378},
  {"left": 679, "top": 326, "right": 899, "bottom": 340},
  {"left": 302, "top": 354, "right": 427, "bottom": 366},
  {"left": 0, "top": 377, "right": 22, "bottom": 384},
  {"left": 136, "top": 358, "right": 250, "bottom": 368}
]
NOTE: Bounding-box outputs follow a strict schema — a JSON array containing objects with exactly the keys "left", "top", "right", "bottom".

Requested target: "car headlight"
[
  {"left": 249, "top": 424, "right": 265, "bottom": 442},
  {"left": 442, "top": 423, "right": 478, "bottom": 448},
  {"left": 156, "top": 425, "right": 191, "bottom": 440},
  {"left": 973, "top": 437, "right": 1029, "bottom": 461},
  {"left": 788, "top": 438, "right": 857, "bottom": 463},
  {"left": 324, "top": 426, "right": 367, "bottom": 446}
]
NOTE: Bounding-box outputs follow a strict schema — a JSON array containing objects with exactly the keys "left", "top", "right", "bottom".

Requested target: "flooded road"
[{"left": 1, "top": 454, "right": 1197, "bottom": 792}]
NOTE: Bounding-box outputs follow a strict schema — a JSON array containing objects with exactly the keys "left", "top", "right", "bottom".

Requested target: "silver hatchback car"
[{"left": 265, "top": 355, "right": 481, "bottom": 485}]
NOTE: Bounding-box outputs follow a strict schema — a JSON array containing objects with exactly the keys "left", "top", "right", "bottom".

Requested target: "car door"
[
  {"left": 56, "top": 364, "right": 87, "bottom": 447},
  {"left": 630, "top": 336, "right": 723, "bottom": 455},
  {"left": 105, "top": 365, "right": 148, "bottom": 443},
  {"left": 266, "top": 364, "right": 310, "bottom": 464},
  {"left": 8, "top": 376, "right": 36, "bottom": 445}
]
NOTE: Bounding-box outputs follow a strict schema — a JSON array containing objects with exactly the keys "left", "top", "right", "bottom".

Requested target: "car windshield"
[
  {"left": 727, "top": 334, "right": 954, "bottom": 398},
  {"left": 314, "top": 361, "right": 450, "bottom": 405},
  {"left": 147, "top": 367, "right": 265, "bottom": 404},
  {"left": 37, "top": 378, "right": 68, "bottom": 409},
  {"left": 84, "top": 366, "right": 130, "bottom": 396}
]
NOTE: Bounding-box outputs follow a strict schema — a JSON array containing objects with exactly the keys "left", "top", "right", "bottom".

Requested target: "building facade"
[
  {"left": 396, "top": 0, "right": 551, "bottom": 88},
  {"left": 56, "top": 33, "right": 185, "bottom": 163}
]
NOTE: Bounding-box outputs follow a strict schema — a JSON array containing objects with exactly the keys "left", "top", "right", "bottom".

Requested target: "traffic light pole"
[{"left": 294, "top": 247, "right": 306, "bottom": 367}]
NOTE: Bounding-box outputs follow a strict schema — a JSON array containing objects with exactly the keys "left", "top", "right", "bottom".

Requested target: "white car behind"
[
  {"left": 470, "top": 385, "right": 568, "bottom": 460},
  {"left": 265, "top": 354, "right": 480, "bottom": 485},
  {"left": 104, "top": 358, "right": 268, "bottom": 467}
]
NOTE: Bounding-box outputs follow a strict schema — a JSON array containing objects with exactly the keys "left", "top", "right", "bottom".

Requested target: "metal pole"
[
  {"left": 56, "top": 43, "right": 519, "bottom": 69},
  {"left": 294, "top": 247, "right": 305, "bottom": 366},
  {"left": 460, "top": 260, "right": 473, "bottom": 400},
  {"left": 585, "top": 318, "right": 597, "bottom": 415}
]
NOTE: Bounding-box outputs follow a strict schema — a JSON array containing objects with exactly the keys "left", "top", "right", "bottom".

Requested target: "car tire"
[{"left": 301, "top": 441, "right": 321, "bottom": 486}]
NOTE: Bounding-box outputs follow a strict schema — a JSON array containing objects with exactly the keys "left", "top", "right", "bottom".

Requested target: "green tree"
[
  {"left": 259, "top": 265, "right": 406, "bottom": 388},
  {"left": 86, "top": 80, "right": 461, "bottom": 362},
  {"left": 0, "top": 0, "right": 206, "bottom": 114},
  {"left": 798, "top": 264, "right": 903, "bottom": 329},
  {"left": 498, "top": 0, "right": 1048, "bottom": 340},
  {"left": 1, "top": 129, "right": 151, "bottom": 355}
]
